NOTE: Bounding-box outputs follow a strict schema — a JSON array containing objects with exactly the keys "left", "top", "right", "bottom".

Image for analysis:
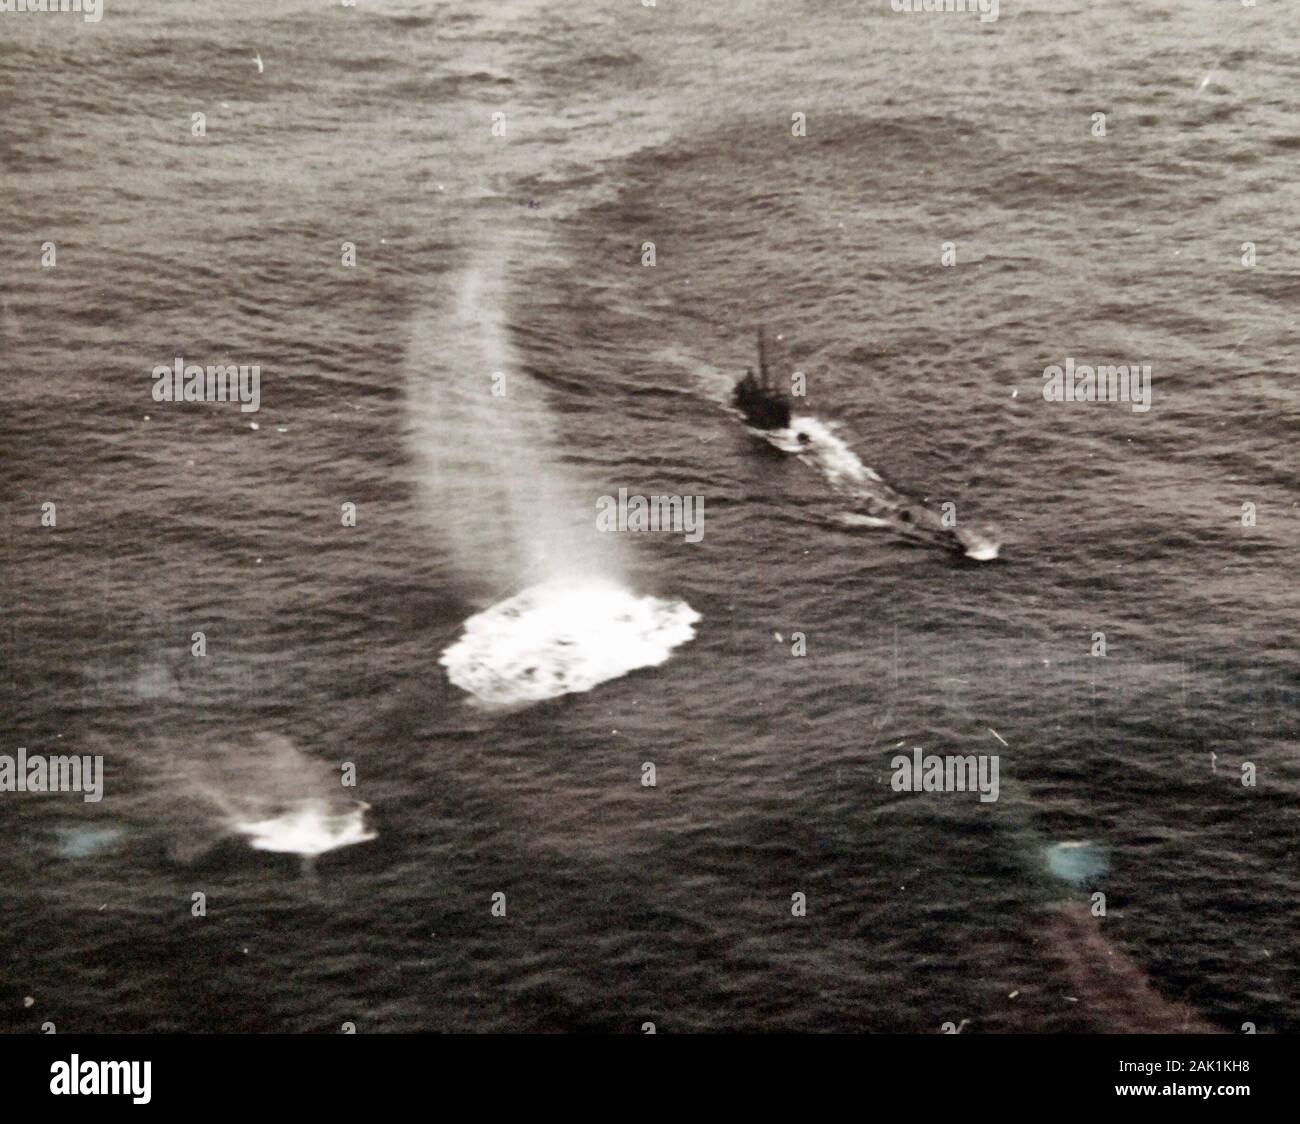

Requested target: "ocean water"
[{"left": 1, "top": 0, "right": 1297, "bottom": 1033}]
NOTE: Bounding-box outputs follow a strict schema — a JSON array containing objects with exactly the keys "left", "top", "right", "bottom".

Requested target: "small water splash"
[
  {"left": 233, "top": 797, "right": 376, "bottom": 856},
  {"left": 165, "top": 734, "right": 378, "bottom": 860}
]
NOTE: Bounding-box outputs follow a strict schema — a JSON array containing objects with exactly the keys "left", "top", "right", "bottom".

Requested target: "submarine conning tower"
[{"left": 733, "top": 327, "right": 793, "bottom": 430}]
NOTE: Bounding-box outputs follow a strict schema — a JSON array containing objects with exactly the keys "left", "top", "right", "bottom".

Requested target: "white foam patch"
[
  {"left": 963, "top": 538, "right": 1001, "bottom": 562},
  {"left": 766, "top": 416, "right": 883, "bottom": 488},
  {"left": 234, "top": 798, "right": 376, "bottom": 856},
  {"left": 441, "top": 581, "right": 700, "bottom": 707},
  {"left": 833, "top": 511, "right": 891, "bottom": 529}
]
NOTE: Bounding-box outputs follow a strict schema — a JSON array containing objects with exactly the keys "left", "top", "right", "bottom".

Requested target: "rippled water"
[{"left": 2, "top": 0, "right": 1297, "bottom": 1032}]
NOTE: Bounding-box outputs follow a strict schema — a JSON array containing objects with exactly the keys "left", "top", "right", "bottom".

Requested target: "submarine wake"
[
  {"left": 776, "top": 415, "right": 1000, "bottom": 561},
  {"left": 732, "top": 331, "right": 1001, "bottom": 561}
]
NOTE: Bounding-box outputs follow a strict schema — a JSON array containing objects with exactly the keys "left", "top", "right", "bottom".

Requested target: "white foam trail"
[
  {"left": 763, "top": 416, "right": 1001, "bottom": 561},
  {"left": 833, "top": 512, "right": 891, "bottom": 529},
  {"left": 441, "top": 579, "right": 700, "bottom": 708},
  {"left": 234, "top": 798, "right": 376, "bottom": 856},
  {"left": 767, "top": 415, "right": 882, "bottom": 488}
]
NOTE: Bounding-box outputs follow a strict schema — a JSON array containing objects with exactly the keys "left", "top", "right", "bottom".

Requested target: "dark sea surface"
[{"left": 2, "top": 0, "right": 1297, "bottom": 1033}]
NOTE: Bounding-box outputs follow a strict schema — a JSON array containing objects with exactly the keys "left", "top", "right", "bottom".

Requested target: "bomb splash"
[
  {"left": 441, "top": 579, "right": 700, "bottom": 708},
  {"left": 174, "top": 734, "right": 376, "bottom": 859},
  {"left": 411, "top": 246, "right": 698, "bottom": 708}
]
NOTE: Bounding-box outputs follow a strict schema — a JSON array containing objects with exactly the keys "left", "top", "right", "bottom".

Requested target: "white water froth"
[
  {"left": 441, "top": 580, "right": 700, "bottom": 707},
  {"left": 414, "top": 247, "right": 698, "bottom": 705},
  {"left": 233, "top": 798, "right": 376, "bottom": 856},
  {"left": 765, "top": 415, "right": 1001, "bottom": 561},
  {"left": 765, "top": 415, "right": 882, "bottom": 488},
  {"left": 167, "top": 734, "right": 378, "bottom": 859}
]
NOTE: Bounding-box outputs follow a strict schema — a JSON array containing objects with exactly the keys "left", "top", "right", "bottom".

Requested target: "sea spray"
[
  {"left": 405, "top": 253, "right": 624, "bottom": 596},
  {"left": 51, "top": 824, "right": 124, "bottom": 859},
  {"left": 170, "top": 734, "right": 375, "bottom": 858},
  {"left": 233, "top": 797, "right": 375, "bottom": 856},
  {"left": 412, "top": 246, "right": 698, "bottom": 706}
]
